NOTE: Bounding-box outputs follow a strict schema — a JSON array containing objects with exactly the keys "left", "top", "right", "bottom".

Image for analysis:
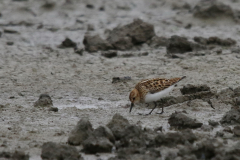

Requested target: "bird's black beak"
[{"left": 129, "top": 103, "right": 134, "bottom": 113}]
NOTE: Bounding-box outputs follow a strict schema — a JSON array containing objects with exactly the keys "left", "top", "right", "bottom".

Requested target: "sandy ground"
[{"left": 0, "top": 0, "right": 240, "bottom": 159}]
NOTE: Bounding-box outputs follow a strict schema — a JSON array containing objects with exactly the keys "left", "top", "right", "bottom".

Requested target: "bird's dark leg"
[
  {"left": 146, "top": 103, "right": 149, "bottom": 108},
  {"left": 156, "top": 99, "right": 164, "bottom": 114},
  {"left": 138, "top": 102, "right": 156, "bottom": 116}
]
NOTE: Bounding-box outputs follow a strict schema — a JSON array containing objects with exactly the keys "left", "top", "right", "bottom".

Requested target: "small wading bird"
[{"left": 129, "top": 76, "right": 186, "bottom": 115}]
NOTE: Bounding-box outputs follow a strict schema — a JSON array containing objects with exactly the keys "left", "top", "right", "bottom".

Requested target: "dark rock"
[
  {"left": 41, "top": 2, "right": 55, "bottom": 10},
  {"left": 74, "top": 48, "right": 84, "bottom": 55},
  {"left": 83, "top": 34, "right": 113, "bottom": 52},
  {"left": 4, "top": 29, "right": 19, "bottom": 34},
  {"left": 99, "top": 6, "right": 105, "bottom": 11},
  {"left": 236, "top": 97, "right": 240, "bottom": 106},
  {"left": 168, "top": 111, "right": 203, "bottom": 129},
  {"left": 6, "top": 42, "right": 14, "bottom": 45},
  {"left": 207, "top": 37, "right": 236, "bottom": 46},
  {"left": 193, "top": 1, "right": 234, "bottom": 19},
  {"left": 101, "top": 51, "right": 118, "bottom": 58},
  {"left": 41, "top": 142, "right": 81, "bottom": 160},
  {"left": 147, "top": 36, "right": 169, "bottom": 48},
  {"left": 216, "top": 131, "right": 224, "bottom": 137},
  {"left": 86, "top": 4, "right": 94, "bottom": 9},
  {"left": 220, "top": 106, "right": 240, "bottom": 124},
  {"left": 180, "top": 84, "right": 210, "bottom": 95},
  {"left": 193, "top": 36, "right": 208, "bottom": 45},
  {"left": 234, "top": 86, "right": 240, "bottom": 97},
  {"left": 34, "top": 94, "right": 53, "bottom": 107},
  {"left": 0, "top": 151, "right": 29, "bottom": 160},
  {"left": 107, "top": 19, "right": 155, "bottom": 50},
  {"left": 172, "top": 2, "right": 191, "bottom": 10},
  {"left": 87, "top": 24, "right": 95, "bottom": 31},
  {"left": 49, "top": 107, "right": 58, "bottom": 112},
  {"left": 107, "top": 113, "right": 130, "bottom": 140},
  {"left": 82, "top": 136, "right": 113, "bottom": 153},
  {"left": 233, "top": 126, "right": 240, "bottom": 136},
  {"left": 209, "top": 120, "right": 219, "bottom": 127},
  {"left": 223, "top": 126, "right": 233, "bottom": 133},
  {"left": 58, "top": 38, "right": 77, "bottom": 48},
  {"left": 68, "top": 118, "right": 93, "bottom": 145},
  {"left": 93, "top": 126, "right": 115, "bottom": 143},
  {"left": 167, "top": 35, "right": 204, "bottom": 54},
  {"left": 112, "top": 76, "right": 131, "bottom": 83}
]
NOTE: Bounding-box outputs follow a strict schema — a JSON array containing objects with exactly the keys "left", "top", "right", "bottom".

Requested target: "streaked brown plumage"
[{"left": 129, "top": 76, "right": 186, "bottom": 115}]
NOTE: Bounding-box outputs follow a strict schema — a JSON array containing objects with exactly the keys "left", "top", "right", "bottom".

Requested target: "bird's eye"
[{"left": 133, "top": 97, "right": 135, "bottom": 100}]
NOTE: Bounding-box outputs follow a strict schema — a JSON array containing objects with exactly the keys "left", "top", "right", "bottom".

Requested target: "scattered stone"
[
  {"left": 236, "top": 97, "right": 240, "bottom": 106},
  {"left": 101, "top": 50, "right": 118, "bottom": 58},
  {"left": 216, "top": 131, "right": 224, "bottom": 137},
  {"left": 220, "top": 106, "right": 240, "bottom": 124},
  {"left": 223, "top": 126, "right": 233, "bottom": 133},
  {"left": 118, "top": 51, "right": 149, "bottom": 57},
  {"left": 4, "top": 29, "right": 19, "bottom": 34},
  {"left": 86, "top": 4, "right": 94, "bottom": 9},
  {"left": 207, "top": 37, "right": 236, "bottom": 46},
  {"left": 6, "top": 42, "right": 14, "bottom": 45},
  {"left": 49, "top": 107, "right": 58, "bottom": 112},
  {"left": 180, "top": 84, "right": 210, "bottom": 95},
  {"left": 41, "top": 2, "right": 55, "bottom": 10},
  {"left": 87, "top": 24, "right": 95, "bottom": 31},
  {"left": 68, "top": 118, "right": 93, "bottom": 145},
  {"left": 167, "top": 35, "right": 204, "bottom": 54},
  {"left": 193, "top": 1, "right": 235, "bottom": 19},
  {"left": 172, "top": 2, "right": 191, "bottom": 10},
  {"left": 168, "top": 111, "right": 203, "bottom": 129},
  {"left": 209, "top": 120, "right": 219, "bottom": 127},
  {"left": 107, "top": 113, "right": 130, "bottom": 140},
  {"left": 112, "top": 76, "right": 131, "bottom": 83},
  {"left": 58, "top": 38, "right": 77, "bottom": 48},
  {"left": 234, "top": 86, "right": 240, "bottom": 97},
  {"left": 107, "top": 19, "right": 155, "bottom": 50},
  {"left": 233, "top": 126, "right": 240, "bottom": 136},
  {"left": 41, "top": 142, "right": 81, "bottom": 160},
  {"left": 34, "top": 94, "right": 53, "bottom": 107},
  {"left": 74, "top": 47, "right": 84, "bottom": 55},
  {"left": 99, "top": 6, "right": 105, "bottom": 11},
  {"left": 83, "top": 34, "right": 113, "bottom": 52},
  {"left": 93, "top": 126, "right": 115, "bottom": 143},
  {"left": 82, "top": 136, "right": 113, "bottom": 154},
  {"left": 193, "top": 36, "right": 208, "bottom": 45},
  {"left": 146, "top": 36, "right": 169, "bottom": 48}
]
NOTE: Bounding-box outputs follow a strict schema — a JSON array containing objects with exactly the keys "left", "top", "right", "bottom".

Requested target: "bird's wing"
[{"left": 137, "top": 77, "right": 184, "bottom": 94}]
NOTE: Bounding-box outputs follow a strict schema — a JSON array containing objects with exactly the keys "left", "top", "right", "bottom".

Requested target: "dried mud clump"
[
  {"left": 101, "top": 50, "right": 118, "bottom": 58},
  {"left": 58, "top": 38, "right": 77, "bottom": 48},
  {"left": 168, "top": 111, "right": 203, "bottom": 129},
  {"left": 194, "top": 36, "right": 236, "bottom": 46},
  {"left": 193, "top": 1, "right": 235, "bottom": 19},
  {"left": 147, "top": 36, "right": 169, "bottom": 48},
  {"left": 0, "top": 151, "right": 29, "bottom": 160},
  {"left": 34, "top": 94, "right": 53, "bottom": 107},
  {"left": 167, "top": 35, "right": 205, "bottom": 54},
  {"left": 41, "top": 142, "right": 82, "bottom": 160},
  {"left": 83, "top": 34, "right": 113, "bottom": 52},
  {"left": 68, "top": 118, "right": 93, "bottom": 145},
  {"left": 220, "top": 106, "right": 240, "bottom": 125},
  {"left": 107, "top": 19, "right": 155, "bottom": 50},
  {"left": 180, "top": 84, "right": 210, "bottom": 95}
]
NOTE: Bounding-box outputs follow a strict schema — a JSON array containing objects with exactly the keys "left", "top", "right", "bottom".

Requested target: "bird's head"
[{"left": 129, "top": 88, "right": 140, "bottom": 113}]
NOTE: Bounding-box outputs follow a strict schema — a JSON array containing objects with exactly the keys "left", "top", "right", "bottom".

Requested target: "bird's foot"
[
  {"left": 137, "top": 112, "right": 151, "bottom": 116},
  {"left": 156, "top": 111, "right": 164, "bottom": 114}
]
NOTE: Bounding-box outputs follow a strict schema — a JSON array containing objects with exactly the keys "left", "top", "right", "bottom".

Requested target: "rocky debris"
[
  {"left": 155, "top": 129, "right": 197, "bottom": 147},
  {"left": 209, "top": 120, "right": 219, "bottom": 127},
  {"left": 167, "top": 35, "right": 205, "bottom": 54},
  {"left": 194, "top": 36, "right": 236, "bottom": 46},
  {"left": 172, "top": 2, "right": 191, "bottom": 10},
  {"left": 107, "top": 113, "right": 130, "bottom": 140},
  {"left": 107, "top": 19, "right": 155, "bottom": 50},
  {"left": 6, "top": 42, "right": 14, "bottom": 45},
  {"left": 0, "top": 151, "right": 29, "bottom": 160},
  {"left": 215, "top": 131, "right": 224, "bottom": 137},
  {"left": 82, "top": 136, "right": 113, "bottom": 154},
  {"left": 193, "top": 1, "right": 235, "bottom": 20},
  {"left": 68, "top": 118, "right": 93, "bottom": 145},
  {"left": 112, "top": 76, "right": 131, "bottom": 83},
  {"left": 83, "top": 34, "right": 113, "bottom": 52},
  {"left": 101, "top": 50, "right": 118, "bottom": 58},
  {"left": 236, "top": 97, "right": 240, "bottom": 106},
  {"left": 233, "top": 126, "right": 240, "bottom": 136},
  {"left": 234, "top": 86, "right": 240, "bottom": 97},
  {"left": 87, "top": 24, "right": 95, "bottom": 31},
  {"left": 93, "top": 126, "right": 115, "bottom": 143},
  {"left": 48, "top": 107, "right": 58, "bottom": 112},
  {"left": 147, "top": 36, "right": 169, "bottom": 48},
  {"left": 86, "top": 4, "right": 94, "bottom": 9},
  {"left": 180, "top": 84, "right": 210, "bottom": 95},
  {"left": 220, "top": 106, "right": 240, "bottom": 124},
  {"left": 168, "top": 111, "right": 203, "bottom": 129},
  {"left": 4, "top": 29, "right": 19, "bottom": 34},
  {"left": 34, "top": 94, "right": 53, "bottom": 107},
  {"left": 223, "top": 126, "right": 232, "bottom": 133},
  {"left": 58, "top": 38, "right": 77, "bottom": 48},
  {"left": 74, "top": 47, "right": 84, "bottom": 55},
  {"left": 41, "top": 142, "right": 81, "bottom": 160}
]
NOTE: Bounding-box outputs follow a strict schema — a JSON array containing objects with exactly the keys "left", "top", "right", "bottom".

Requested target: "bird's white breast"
[{"left": 144, "top": 85, "right": 175, "bottom": 103}]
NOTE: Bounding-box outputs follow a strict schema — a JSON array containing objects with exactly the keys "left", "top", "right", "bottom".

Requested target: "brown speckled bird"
[{"left": 129, "top": 76, "right": 186, "bottom": 115}]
